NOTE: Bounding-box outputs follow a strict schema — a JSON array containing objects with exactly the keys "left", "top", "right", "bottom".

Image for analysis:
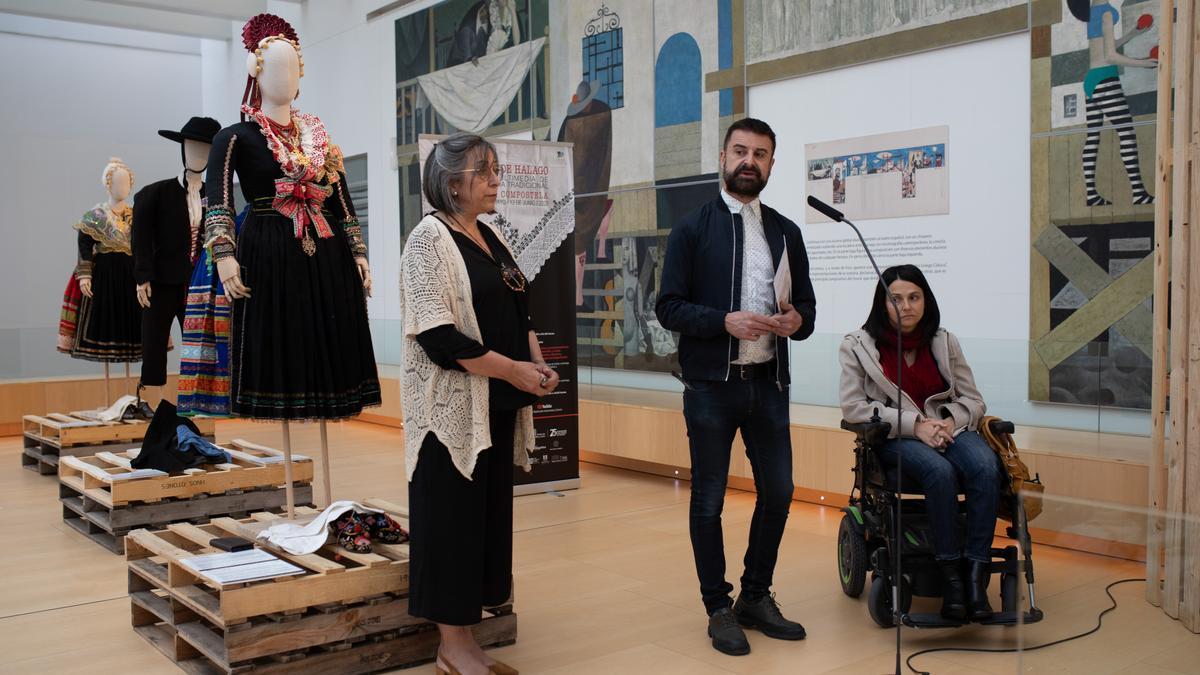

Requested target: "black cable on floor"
[{"left": 905, "top": 578, "right": 1143, "bottom": 675}]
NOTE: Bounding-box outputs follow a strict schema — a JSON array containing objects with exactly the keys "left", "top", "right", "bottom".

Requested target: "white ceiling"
[{"left": 0, "top": 0, "right": 300, "bottom": 41}]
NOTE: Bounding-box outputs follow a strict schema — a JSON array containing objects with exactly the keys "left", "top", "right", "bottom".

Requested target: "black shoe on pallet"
[
  {"left": 707, "top": 607, "right": 751, "bottom": 656},
  {"left": 734, "top": 593, "right": 807, "bottom": 640}
]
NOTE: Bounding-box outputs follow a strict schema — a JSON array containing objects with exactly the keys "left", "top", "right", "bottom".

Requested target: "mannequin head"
[
  {"left": 246, "top": 36, "right": 302, "bottom": 107},
  {"left": 183, "top": 139, "right": 210, "bottom": 174},
  {"left": 102, "top": 158, "right": 133, "bottom": 202}
]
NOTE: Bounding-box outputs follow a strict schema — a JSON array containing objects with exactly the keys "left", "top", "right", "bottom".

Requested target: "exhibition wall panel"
[{"left": 0, "top": 28, "right": 201, "bottom": 379}]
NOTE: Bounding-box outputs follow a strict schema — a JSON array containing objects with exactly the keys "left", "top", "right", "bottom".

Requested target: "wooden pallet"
[
  {"left": 58, "top": 439, "right": 312, "bottom": 507},
  {"left": 125, "top": 500, "right": 516, "bottom": 674},
  {"left": 22, "top": 412, "right": 216, "bottom": 475},
  {"left": 58, "top": 438, "right": 313, "bottom": 554},
  {"left": 62, "top": 480, "right": 312, "bottom": 554}
]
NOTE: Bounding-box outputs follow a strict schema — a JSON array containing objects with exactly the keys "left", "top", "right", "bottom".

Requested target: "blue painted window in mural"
[
  {"left": 582, "top": 28, "right": 624, "bottom": 109},
  {"left": 718, "top": 0, "right": 732, "bottom": 117},
  {"left": 655, "top": 33, "right": 701, "bottom": 128}
]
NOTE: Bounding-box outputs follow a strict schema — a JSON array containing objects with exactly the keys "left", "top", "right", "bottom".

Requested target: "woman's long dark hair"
[
  {"left": 1067, "top": 0, "right": 1091, "bottom": 22},
  {"left": 862, "top": 264, "right": 941, "bottom": 344}
]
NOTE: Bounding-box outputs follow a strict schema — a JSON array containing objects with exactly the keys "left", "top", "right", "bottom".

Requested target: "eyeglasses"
[
  {"left": 455, "top": 162, "right": 505, "bottom": 182},
  {"left": 501, "top": 262, "right": 527, "bottom": 292}
]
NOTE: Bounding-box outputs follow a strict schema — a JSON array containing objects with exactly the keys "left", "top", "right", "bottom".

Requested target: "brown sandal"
[{"left": 436, "top": 648, "right": 463, "bottom": 675}]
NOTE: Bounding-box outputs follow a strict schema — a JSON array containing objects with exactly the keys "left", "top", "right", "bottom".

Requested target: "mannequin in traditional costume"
[
  {"left": 132, "top": 116, "right": 221, "bottom": 411},
  {"left": 200, "top": 14, "right": 380, "bottom": 513},
  {"left": 58, "top": 158, "right": 143, "bottom": 403}
]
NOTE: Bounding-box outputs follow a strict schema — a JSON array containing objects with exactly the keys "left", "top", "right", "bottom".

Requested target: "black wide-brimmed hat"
[{"left": 158, "top": 116, "right": 221, "bottom": 144}]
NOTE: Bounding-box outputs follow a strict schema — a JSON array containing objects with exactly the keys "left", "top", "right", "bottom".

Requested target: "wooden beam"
[
  {"left": 1184, "top": 0, "right": 1200, "bottom": 630},
  {"left": 1148, "top": 0, "right": 1176, "bottom": 607},
  {"left": 1166, "top": 0, "right": 1196, "bottom": 624}
]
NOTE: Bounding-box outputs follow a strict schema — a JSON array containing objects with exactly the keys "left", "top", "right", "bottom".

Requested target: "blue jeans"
[
  {"left": 876, "top": 430, "right": 1003, "bottom": 563},
  {"left": 682, "top": 378, "right": 794, "bottom": 615}
]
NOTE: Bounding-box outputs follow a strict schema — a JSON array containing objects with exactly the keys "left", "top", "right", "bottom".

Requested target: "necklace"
[
  {"left": 446, "top": 214, "right": 492, "bottom": 258},
  {"left": 243, "top": 104, "right": 332, "bottom": 181},
  {"left": 110, "top": 203, "right": 132, "bottom": 231},
  {"left": 440, "top": 213, "right": 528, "bottom": 293}
]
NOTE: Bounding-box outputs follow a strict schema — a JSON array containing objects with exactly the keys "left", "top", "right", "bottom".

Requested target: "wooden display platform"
[
  {"left": 125, "top": 501, "right": 516, "bottom": 674},
  {"left": 59, "top": 439, "right": 313, "bottom": 554},
  {"left": 22, "top": 412, "right": 216, "bottom": 475},
  {"left": 58, "top": 439, "right": 312, "bottom": 506}
]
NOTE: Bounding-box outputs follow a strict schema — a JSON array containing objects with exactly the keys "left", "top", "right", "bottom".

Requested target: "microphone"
[
  {"left": 806, "top": 195, "right": 845, "bottom": 223},
  {"left": 807, "top": 193, "right": 906, "bottom": 666}
]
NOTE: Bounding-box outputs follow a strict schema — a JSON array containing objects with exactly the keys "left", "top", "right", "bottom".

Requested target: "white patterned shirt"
[{"left": 722, "top": 189, "right": 776, "bottom": 364}]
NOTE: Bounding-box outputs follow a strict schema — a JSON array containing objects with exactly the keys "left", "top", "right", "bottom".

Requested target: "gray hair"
[{"left": 423, "top": 132, "right": 497, "bottom": 216}]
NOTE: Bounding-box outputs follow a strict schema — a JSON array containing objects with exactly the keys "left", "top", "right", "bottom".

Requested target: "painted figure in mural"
[
  {"left": 656, "top": 118, "right": 817, "bottom": 656},
  {"left": 558, "top": 80, "right": 612, "bottom": 251},
  {"left": 447, "top": 0, "right": 521, "bottom": 66},
  {"left": 557, "top": 79, "right": 613, "bottom": 304},
  {"left": 840, "top": 264, "right": 1003, "bottom": 622},
  {"left": 1068, "top": 0, "right": 1157, "bottom": 206}
]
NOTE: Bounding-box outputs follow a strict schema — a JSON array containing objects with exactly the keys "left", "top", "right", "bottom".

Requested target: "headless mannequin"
[
  {"left": 80, "top": 168, "right": 132, "bottom": 402},
  {"left": 136, "top": 139, "right": 210, "bottom": 408},
  {"left": 218, "top": 39, "right": 373, "bottom": 515}
]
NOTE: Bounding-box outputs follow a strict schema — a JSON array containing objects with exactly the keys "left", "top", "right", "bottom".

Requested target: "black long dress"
[{"left": 203, "top": 119, "right": 380, "bottom": 420}]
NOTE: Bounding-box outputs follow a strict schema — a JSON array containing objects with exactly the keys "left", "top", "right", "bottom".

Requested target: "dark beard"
[{"left": 723, "top": 162, "right": 766, "bottom": 198}]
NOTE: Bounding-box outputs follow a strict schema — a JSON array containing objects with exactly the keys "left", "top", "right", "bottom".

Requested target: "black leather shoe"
[
  {"left": 734, "top": 593, "right": 806, "bottom": 640},
  {"left": 135, "top": 400, "right": 155, "bottom": 420},
  {"left": 938, "top": 559, "right": 968, "bottom": 621},
  {"left": 967, "top": 559, "right": 995, "bottom": 621},
  {"left": 132, "top": 382, "right": 153, "bottom": 420},
  {"left": 707, "top": 607, "right": 750, "bottom": 656}
]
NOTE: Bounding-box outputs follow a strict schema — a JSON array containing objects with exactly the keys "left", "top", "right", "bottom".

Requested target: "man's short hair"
[{"left": 722, "top": 117, "right": 776, "bottom": 152}]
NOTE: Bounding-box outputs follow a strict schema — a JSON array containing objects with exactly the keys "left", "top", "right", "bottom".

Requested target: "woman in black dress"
[{"left": 400, "top": 133, "right": 559, "bottom": 675}]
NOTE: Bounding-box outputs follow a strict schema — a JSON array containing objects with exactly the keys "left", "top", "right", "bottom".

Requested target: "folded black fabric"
[{"left": 131, "top": 400, "right": 208, "bottom": 472}]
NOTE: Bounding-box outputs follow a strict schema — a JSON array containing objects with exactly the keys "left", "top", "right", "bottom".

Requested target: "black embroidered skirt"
[
  {"left": 229, "top": 210, "right": 381, "bottom": 420},
  {"left": 72, "top": 252, "right": 143, "bottom": 363}
]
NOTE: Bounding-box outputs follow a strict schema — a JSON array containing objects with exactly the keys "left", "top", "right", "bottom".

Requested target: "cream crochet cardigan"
[{"left": 400, "top": 214, "right": 535, "bottom": 481}]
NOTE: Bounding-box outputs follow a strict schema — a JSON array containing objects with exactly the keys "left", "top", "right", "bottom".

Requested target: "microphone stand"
[{"left": 808, "top": 196, "right": 904, "bottom": 675}]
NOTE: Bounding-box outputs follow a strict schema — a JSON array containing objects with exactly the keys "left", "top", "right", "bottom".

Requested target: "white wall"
[
  {"left": 0, "top": 25, "right": 202, "bottom": 378},
  {"left": 752, "top": 33, "right": 1031, "bottom": 342},
  {"left": 748, "top": 32, "right": 1145, "bottom": 434}
]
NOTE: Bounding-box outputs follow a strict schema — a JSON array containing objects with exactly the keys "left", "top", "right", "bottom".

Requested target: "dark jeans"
[
  {"left": 683, "top": 377, "right": 794, "bottom": 615},
  {"left": 876, "top": 430, "right": 1003, "bottom": 562}
]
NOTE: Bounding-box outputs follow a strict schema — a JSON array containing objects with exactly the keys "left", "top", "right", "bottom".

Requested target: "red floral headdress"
[{"left": 239, "top": 14, "right": 303, "bottom": 121}]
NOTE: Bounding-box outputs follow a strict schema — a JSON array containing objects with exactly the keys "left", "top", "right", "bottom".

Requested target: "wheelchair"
[{"left": 836, "top": 412, "right": 1044, "bottom": 628}]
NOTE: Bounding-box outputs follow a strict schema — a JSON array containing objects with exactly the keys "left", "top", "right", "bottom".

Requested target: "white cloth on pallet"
[
  {"left": 416, "top": 38, "right": 545, "bottom": 134},
  {"left": 76, "top": 394, "right": 139, "bottom": 422},
  {"left": 255, "top": 500, "right": 385, "bottom": 555}
]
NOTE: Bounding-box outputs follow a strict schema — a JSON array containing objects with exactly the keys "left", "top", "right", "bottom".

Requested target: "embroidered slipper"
[
  {"left": 330, "top": 511, "right": 372, "bottom": 553},
  {"left": 360, "top": 512, "right": 409, "bottom": 544}
]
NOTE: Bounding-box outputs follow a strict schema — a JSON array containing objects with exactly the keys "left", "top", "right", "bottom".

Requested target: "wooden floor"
[{"left": 0, "top": 420, "right": 1196, "bottom": 674}]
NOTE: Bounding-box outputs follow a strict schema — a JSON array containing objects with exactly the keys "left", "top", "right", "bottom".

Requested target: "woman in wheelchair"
[{"left": 839, "top": 264, "right": 1003, "bottom": 622}]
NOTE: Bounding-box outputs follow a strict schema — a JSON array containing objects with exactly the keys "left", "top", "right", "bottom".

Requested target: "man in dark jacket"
[{"left": 655, "top": 117, "right": 816, "bottom": 656}]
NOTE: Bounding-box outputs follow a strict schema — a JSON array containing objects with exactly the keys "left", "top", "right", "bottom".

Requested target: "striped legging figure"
[
  {"left": 1082, "top": 72, "right": 1153, "bottom": 206},
  {"left": 1070, "top": 0, "right": 1158, "bottom": 207}
]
